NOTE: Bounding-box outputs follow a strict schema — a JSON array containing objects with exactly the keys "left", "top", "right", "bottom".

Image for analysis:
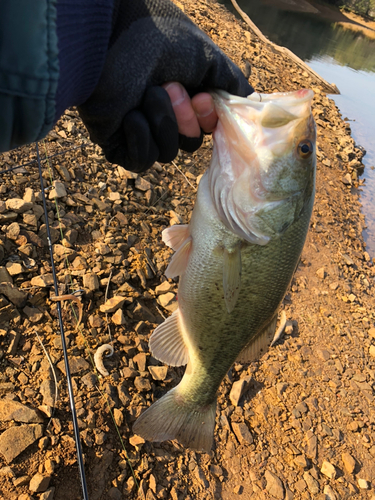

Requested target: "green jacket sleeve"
[{"left": 0, "top": 0, "right": 59, "bottom": 152}]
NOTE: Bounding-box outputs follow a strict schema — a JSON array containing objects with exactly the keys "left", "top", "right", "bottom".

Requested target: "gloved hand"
[{"left": 78, "top": 0, "right": 253, "bottom": 172}]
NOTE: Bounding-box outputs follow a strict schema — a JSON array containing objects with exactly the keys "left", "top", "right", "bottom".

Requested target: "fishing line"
[{"left": 35, "top": 142, "right": 90, "bottom": 500}]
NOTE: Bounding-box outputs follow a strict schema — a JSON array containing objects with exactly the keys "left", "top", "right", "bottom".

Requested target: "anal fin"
[
  {"left": 149, "top": 309, "right": 189, "bottom": 366},
  {"left": 237, "top": 314, "right": 277, "bottom": 363},
  {"left": 223, "top": 245, "right": 242, "bottom": 313}
]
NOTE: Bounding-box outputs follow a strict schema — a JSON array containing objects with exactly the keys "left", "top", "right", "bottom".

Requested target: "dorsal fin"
[
  {"left": 236, "top": 314, "right": 277, "bottom": 363},
  {"left": 149, "top": 309, "right": 189, "bottom": 367},
  {"left": 223, "top": 245, "right": 242, "bottom": 313},
  {"left": 162, "top": 224, "right": 190, "bottom": 251}
]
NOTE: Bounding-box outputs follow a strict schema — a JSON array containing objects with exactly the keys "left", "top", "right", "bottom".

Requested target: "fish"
[{"left": 133, "top": 88, "right": 316, "bottom": 451}]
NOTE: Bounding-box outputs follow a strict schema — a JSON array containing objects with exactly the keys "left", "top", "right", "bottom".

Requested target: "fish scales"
[{"left": 133, "top": 88, "right": 316, "bottom": 451}]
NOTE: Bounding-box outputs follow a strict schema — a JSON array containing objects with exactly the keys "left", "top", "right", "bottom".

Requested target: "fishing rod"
[{"left": 35, "top": 142, "right": 90, "bottom": 500}]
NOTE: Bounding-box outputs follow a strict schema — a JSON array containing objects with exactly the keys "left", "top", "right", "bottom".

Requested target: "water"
[{"left": 219, "top": 0, "right": 375, "bottom": 254}]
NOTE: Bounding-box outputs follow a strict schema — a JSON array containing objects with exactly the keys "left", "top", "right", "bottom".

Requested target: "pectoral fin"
[
  {"left": 236, "top": 314, "right": 277, "bottom": 363},
  {"left": 223, "top": 245, "right": 242, "bottom": 313},
  {"left": 162, "top": 224, "right": 190, "bottom": 251},
  {"left": 164, "top": 236, "right": 192, "bottom": 278},
  {"left": 149, "top": 309, "right": 189, "bottom": 367}
]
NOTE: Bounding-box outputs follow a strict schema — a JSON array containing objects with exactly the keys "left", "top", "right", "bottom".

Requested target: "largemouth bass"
[{"left": 133, "top": 88, "right": 316, "bottom": 451}]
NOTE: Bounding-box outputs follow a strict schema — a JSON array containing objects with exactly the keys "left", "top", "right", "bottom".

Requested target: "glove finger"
[
  {"left": 142, "top": 87, "right": 179, "bottom": 164},
  {"left": 104, "top": 110, "right": 159, "bottom": 173},
  {"left": 179, "top": 131, "right": 203, "bottom": 153}
]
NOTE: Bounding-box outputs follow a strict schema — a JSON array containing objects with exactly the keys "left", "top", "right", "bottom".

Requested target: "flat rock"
[
  {"left": 112, "top": 308, "right": 126, "bottom": 325},
  {"left": 39, "top": 487, "right": 56, "bottom": 500},
  {"left": 5, "top": 199, "right": 33, "bottom": 213},
  {"left": 5, "top": 262, "right": 24, "bottom": 276},
  {"left": 0, "top": 400, "right": 43, "bottom": 423},
  {"left": 303, "top": 471, "right": 320, "bottom": 495},
  {"left": 148, "top": 366, "right": 168, "bottom": 381},
  {"left": 304, "top": 430, "right": 317, "bottom": 459},
  {"left": 57, "top": 356, "right": 89, "bottom": 375},
  {"left": 133, "top": 302, "right": 156, "bottom": 323},
  {"left": 83, "top": 273, "right": 100, "bottom": 291},
  {"left": 0, "top": 266, "right": 13, "bottom": 283},
  {"left": 39, "top": 380, "right": 56, "bottom": 407},
  {"left": 342, "top": 452, "right": 356, "bottom": 474},
  {"left": 29, "top": 473, "right": 51, "bottom": 493},
  {"left": 231, "top": 422, "right": 253, "bottom": 444},
  {"left": 30, "top": 274, "right": 54, "bottom": 287},
  {"left": 155, "top": 281, "right": 173, "bottom": 295},
  {"left": 0, "top": 424, "right": 43, "bottom": 463},
  {"left": 321, "top": 459, "right": 336, "bottom": 479},
  {"left": 100, "top": 296, "right": 127, "bottom": 313},
  {"left": 49, "top": 180, "right": 67, "bottom": 199},
  {"left": 53, "top": 244, "right": 76, "bottom": 262},
  {"left": 229, "top": 377, "right": 252, "bottom": 406},
  {"left": 265, "top": 470, "right": 284, "bottom": 499},
  {"left": 6, "top": 222, "right": 20, "bottom": 240},
  {"left": 23, "top": 306, "right": 44, "bottom": 323},
  {"left": 135, "top": 177, "right": 152, "bottom": 191},
  {"left": 157, "top": 292, "right": 176, "bottom": 309},
  {"left": 0, "top": 283, "right": 27, "bottom": 308}
]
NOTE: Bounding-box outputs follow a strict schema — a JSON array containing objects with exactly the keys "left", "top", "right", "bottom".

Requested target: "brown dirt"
[{"left": 0, "top": 1, "right": 374, "bottom": 499}]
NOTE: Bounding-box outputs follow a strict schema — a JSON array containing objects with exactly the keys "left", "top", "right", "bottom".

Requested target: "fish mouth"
[{"left": 214, "top": 88, "right": 314, "bottom": 109}]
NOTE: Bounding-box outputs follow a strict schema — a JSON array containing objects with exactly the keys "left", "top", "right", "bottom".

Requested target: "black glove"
[{"left": 78, "top": 0, "right": 253, "bottom": 172}]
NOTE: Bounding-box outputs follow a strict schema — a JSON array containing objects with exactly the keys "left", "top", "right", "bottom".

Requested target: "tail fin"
[{"left": 132, "top": 387, "right": 216, "bottom": 452}]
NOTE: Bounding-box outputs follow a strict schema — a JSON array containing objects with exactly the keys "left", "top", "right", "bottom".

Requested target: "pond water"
[{"left": 219, "top": 0, "right": 375, "bottom": 254}]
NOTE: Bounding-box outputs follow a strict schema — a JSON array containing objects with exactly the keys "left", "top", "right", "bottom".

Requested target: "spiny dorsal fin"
[
  {"left": 162, "top": 224, "right": 190, "bottom": 251},
  {"left": 149, "top": 309, "right": 189, "bottom": 367},
  {"left": 164, "top": 236, "right": 192, "bottom": 278},
  {"left": 236, "top": 314, "right": 278, "bottom": 363},
  {"left": 223, "top": 245, "right": 242, "bottom": 313}
]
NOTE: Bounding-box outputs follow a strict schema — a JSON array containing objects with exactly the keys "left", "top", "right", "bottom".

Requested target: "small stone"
[
  {"left": 133, "top": 352, "right": 147, "bottom": 372},
  {"left": 265, "top": 470, "right": 284, "bottom": 499},
  {"left": 39, "top": 487, "right": 55, "bottom": 500},
  {"left": 0, "top": 424, "right": 43, "bottom": 463},
  {"left": 39, "top": 380, "right": 55, "bottom": 407},
  {"left": 23, "top": 188, "right": 35, "bottom": 203},
  {"left": 112, "top": 308, "right": 126, "bottom": 325},
  {"left": 342, "top": 253, "right": 354, "bottom": 266},
  {"left": 29, "top": 473, "right": 51, "bottom": 493},
  {"left": 148, "top": 366, "right": 168, "bottom": 381},
  {"left": 129, "top": 435, "right": 145, "bottom": 448},
  {"left": 316, "top": 267, "right": 325, "bottom": 279},
  {"left": 233, "top": 485, "right": 243, "bottom": 494},
  {"left": 49, "top": 181, "right": 67, "bottom": 199},
  {"left": 342, "top": 452, "right": 356, "bottom": 474},
  {"left": 5, "top": 199, "right": 33, "bottom": 213},
  {"left": 303, "top": 471, "right": 319, "bottom": 495},
  {"left": 294, "top": 455, "right": 309, "bottom": 468},
  {"left": 369, "top": 345, "right": 375, "bottom": 358},
  {"left": 157, "top": 292, "right": 176, "bottom": 309},
  {"left": 368, "top": 328, "right": 375, "bottom": 339},
  {"left": 0, "top": 266, "right": 13, "bottom": 284},
  {"left": 323, "top": 485, "right": 337, "bottom": 500},
  {"left": 231, "top": 422, "right": 253, "bottom": 445},
  {"left": 276, "top": 382, "right": 288, "bottom": 398},
  {"left": 132, "top": 302, "right": 156, "bottom": 323},
  {"left": 53, "top": 244, "right": 76, "bottom": 262},
  {"left": 113, "top": 408, "right": 123, "bottom": 427},
  {"left": 155, "top": 281, "right": 173, "bottom": 295},
  {"left": 0, "top": 466, "right": 15, "bottom": 477},
  {"left": 342, "top": 173, "right": 352, "bottom": 185},
  {"left": 13, "top": 475, "right": 30, "bottom": 487},
  {"left": 83, "top": 273, "right": 100, "bottom": 291},
  {"left": 135, "top": 177, "right": 152, "bottom": 191},
  {"left": 305, "top": 430, "right": 317, "bottom": 459},
  {"left": 6, "top": 222, "right": 21, "bottom": 240},
  {"left": 23, "top": 306, "right": 44, "bottom": 323},
  {"left": 5, "top": 262, "right": 24, "bottom": 276},
  {"left": 57, "top": 356, "right": 89, "bottom": 375},
  {"left": 229, "top": 377, "right": 251, "bottom": 406},
  {"left": 30, "top": 275, "right": 54, "bottom": 287},
  {"left": 0, "top": 400, "right": 43, "bottom": 423},
  {"left": 358, "top": 478, "right": 369, "bottom": 489},
  {"left": 321, "top": 460, "right": 336, "bottom": 479},
  {"left": 100, "top": 296, "right": 127, "bottom": 313},
  {"left": 134, "top": 377, "right": 151, "bottom": 392}
]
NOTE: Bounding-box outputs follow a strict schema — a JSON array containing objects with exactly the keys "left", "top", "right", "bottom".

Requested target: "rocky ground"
[{"left": 1, "top": 1, "right": 375, "bottom": 499}]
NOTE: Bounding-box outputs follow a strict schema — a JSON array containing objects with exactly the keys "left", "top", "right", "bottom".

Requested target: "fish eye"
[{"left": 298, "top": 140, "right": 313, "bottom": 158}]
